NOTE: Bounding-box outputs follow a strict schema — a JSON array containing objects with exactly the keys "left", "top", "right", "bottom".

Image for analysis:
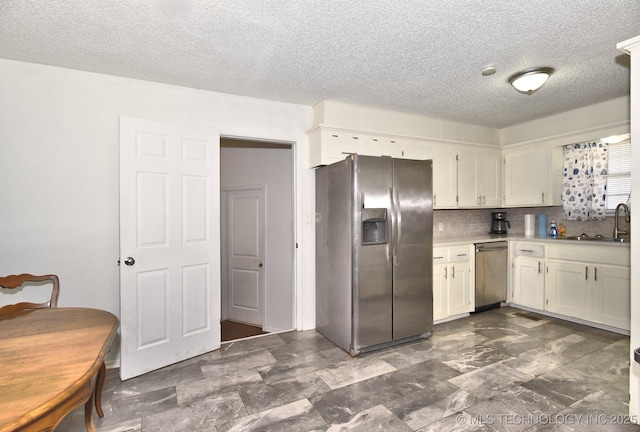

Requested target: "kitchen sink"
[{"left": 561, "top": 235, "right": 630, "bottom": 243}]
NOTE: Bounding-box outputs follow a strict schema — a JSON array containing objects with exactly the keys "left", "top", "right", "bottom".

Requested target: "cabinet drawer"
[
  {"left": 433, "top": 245, "right": 471, "bottom": 264},
  {"left": 448, "top": 246, "right": 471, "bottom": 263},
  {"left": 433, "top": 248, "right": 447, "bottom": 265},
  {"left": 513, "top": 243, "right": 544, "bottom": 258}
]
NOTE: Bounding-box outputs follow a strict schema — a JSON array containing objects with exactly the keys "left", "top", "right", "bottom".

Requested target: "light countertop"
[{"left": 433, "top": 234, "right": 630, "bottom": 247}]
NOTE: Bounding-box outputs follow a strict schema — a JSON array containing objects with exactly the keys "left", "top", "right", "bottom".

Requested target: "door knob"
[
  {"left": 259, "top": 263, "right": 263, "bottom": 267},
  {"left": 124, "top": 257, "right": 136, "bottom": 266}
]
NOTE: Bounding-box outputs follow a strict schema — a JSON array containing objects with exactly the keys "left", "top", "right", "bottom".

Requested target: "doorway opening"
[{"left": 220, "top": 137, "right": 295, "bottom": 342}]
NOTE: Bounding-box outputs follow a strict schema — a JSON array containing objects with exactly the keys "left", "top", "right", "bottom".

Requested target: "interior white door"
[
  {"left": 119, "top": 117, "right": 220, "bottom": 380},
  {"left": 226, "top": 188, "right": 264, "bottom": 326}
]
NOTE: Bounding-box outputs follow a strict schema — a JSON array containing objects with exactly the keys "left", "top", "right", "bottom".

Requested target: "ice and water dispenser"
[{"left": 361, "top": 208, "right": 388, "bottom": 245}]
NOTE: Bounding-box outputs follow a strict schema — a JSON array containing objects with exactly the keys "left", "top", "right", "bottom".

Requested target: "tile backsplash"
[{"left": 433, "top": 206, "right": 625, "bottom": 239}]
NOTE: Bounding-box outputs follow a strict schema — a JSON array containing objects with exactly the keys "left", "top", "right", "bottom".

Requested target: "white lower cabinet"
[
  {"left": 433, "top": 260, "right": 448, "bottom": 321},
  {"left": 591, "top": 264, "right": 631, "bottom": 329},
  {"left": 511, "top": 242, "right": 545, "bottom": 310},
  {"left": 433, "top": 245, "right": 472, "bottom": 320},
  {"left": 508, "top": 241, "right": 630, "bottom": 331},
  {"left": 545, "top": 244, "right": 630, "bottom": 331},
  {"left": 449, "top": 259, "right": 472, "bottom": 315},
  {"left": 431, "top": 240, "right": 630, "bottom": 331},
  {"left": 513, "top": 256, "right": 545, "bottom": 310},
  {"left": 546, "top": 261, "right": 592, "bottom": 320}
]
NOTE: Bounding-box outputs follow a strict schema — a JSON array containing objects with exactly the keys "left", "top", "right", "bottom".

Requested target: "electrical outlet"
[{"left": 438, "top": 223, "right": 444, "bottom": 231}]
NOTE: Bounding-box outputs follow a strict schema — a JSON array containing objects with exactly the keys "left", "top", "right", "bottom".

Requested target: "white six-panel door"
[
  {"left": 119, "top": 117, "right": 220, "bottom": 380},
  {"left": 226, "top": 187, "right": 265, "bottom": 326}
]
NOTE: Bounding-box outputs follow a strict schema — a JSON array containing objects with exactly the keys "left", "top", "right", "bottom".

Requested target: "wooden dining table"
[{"left": 0, "top": 307, "right": 118, "bottom": 432}]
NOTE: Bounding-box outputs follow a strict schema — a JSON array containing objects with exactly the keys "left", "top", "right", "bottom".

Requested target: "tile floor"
[{"left": 57, "top": 307, "right": 639, "bottom": 431}]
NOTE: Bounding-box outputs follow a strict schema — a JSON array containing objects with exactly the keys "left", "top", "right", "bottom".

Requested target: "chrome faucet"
[{"left": 613, "top": 203, "right": 630, "bottom": 240}]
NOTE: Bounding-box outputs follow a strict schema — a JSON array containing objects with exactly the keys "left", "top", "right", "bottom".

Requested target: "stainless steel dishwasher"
[{"left": 474, "top": 241, "right": 508, "bottom": 312}]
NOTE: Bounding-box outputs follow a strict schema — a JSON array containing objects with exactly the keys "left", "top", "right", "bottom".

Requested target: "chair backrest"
[{"left": 0, "top": 274, "right": 60, "bottom": 313}]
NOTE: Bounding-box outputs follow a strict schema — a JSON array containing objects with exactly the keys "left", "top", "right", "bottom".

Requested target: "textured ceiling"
[{"left": 0, "top": 1, "right": 638, "bottom": 128}]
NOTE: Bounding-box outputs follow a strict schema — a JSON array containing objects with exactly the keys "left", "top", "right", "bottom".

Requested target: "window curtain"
[{"left": 562, "top": 141, "right": 608, "bottom": 221}]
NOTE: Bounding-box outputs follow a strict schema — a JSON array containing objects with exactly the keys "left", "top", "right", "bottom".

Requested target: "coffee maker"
[{"left": 490, "top": 211, "right": 510, "bottom": 234}]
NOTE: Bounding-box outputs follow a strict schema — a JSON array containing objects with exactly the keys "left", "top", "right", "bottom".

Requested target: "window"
[
  {"left": 562, "top": 141, "right": 609, "bottom": 220},
  {"left": 605, "top": 138, "right": 631, "bottom": 211}
]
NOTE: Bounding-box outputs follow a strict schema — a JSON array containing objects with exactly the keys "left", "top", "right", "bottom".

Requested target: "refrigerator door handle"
[
  {"left": 389, "top": 187, "right": 397, "bottom": 263},
  {"left": 394, "top": 187, "right": 402, "bottom": 264}
]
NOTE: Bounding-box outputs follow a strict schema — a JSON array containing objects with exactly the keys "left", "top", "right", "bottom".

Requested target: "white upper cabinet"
[
  {"left": 431, "top": 145, "right": 458, "bottom": 208},
  {"left": 458, "top": 147, "right": 502, "bottom": 207},
  {"left": 309, "top": 99, "right": 628, "bottom": 209},
  {"left": 478, "top": 151, "right": 503, "bottom": 207},
  {"left": 457, "top": 151, "right": 474, "bottom": 206},
  {"left": 308, "top": 127, "right": 431, "bottom": 167},
  {"left": 308, "top": 127, "right": 362, "bottom": 167},
  {"left": 361, "top": 134, "right": 404, "bottom": 158},
  {"left": 308, "top": 125, "right": 565, "bottom": 210},
  {"left": 401, "top": 137, "right": 432, "bottom": 160},
  {"left": 366, "top": 136, "right": 431, "bottom": 160},
  {"left": 503, "top": 145, "right": 549, "bottom": 206},
  {"left": 308, "top": 125, "right": 506, "bottom": 209}
]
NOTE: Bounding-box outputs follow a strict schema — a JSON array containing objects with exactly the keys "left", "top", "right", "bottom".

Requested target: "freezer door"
[
  {"left": 392, "top": 158, "right": 433, "bottom": 340},
  {"left": 353, "top": 156, "right": 394, "bottom": 351}
]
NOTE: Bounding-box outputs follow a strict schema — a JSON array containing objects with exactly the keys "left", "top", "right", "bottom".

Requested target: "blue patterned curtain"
[{"left": 562, "top": 141, "right": 608, "bottom": 221}]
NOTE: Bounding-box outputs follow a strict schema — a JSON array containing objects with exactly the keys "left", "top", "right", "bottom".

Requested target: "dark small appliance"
[{"left": 490, "top": 211, "right": 510, "bottom": 234}]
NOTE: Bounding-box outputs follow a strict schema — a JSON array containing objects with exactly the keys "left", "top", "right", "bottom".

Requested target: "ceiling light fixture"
[{"left": 509, "top": 67, "right": 554, "bottom": 95}]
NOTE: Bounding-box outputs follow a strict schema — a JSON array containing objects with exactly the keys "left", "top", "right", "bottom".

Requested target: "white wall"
[
  {"left": 500, "top": 96, "right": 630, "bottom": 147},
  {"left": 618, "top": 35, "right": 640, "bottom": 420},
  {"left": 0, "top": 59, "right": 315, "bottom": 365},
  {"left": 220, "top": 145, "right": 294, "bottom": 332}
]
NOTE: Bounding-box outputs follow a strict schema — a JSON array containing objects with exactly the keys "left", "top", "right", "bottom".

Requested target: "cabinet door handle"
[
  {"left": 433, "top": 194, "right": 437, "bottom": 206},
  {"left": 542, "top": 192, "right": 545, "bottom": 203},
  {"left": 585, "top": 266, "right": 588, "bottom": 280},
  {"left": 452, "top": 265, "right": 456, "bottom": 279},
  {"left": 521, "top": 249, "right": 534, "bottom": 253},
  {"left": 444, "top": 266, "right": 447, "bottom": 279},
  {"left": 594, "top": 267, "right": 597, "bottom": 282},
  {"left": 538, "top": 261, "right": 541, "bottom": 273}
]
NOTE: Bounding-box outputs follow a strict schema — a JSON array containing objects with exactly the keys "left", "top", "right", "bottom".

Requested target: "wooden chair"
[
  {"left": 0, "top": 273, "right": 60, "bottom": 313},
  {"left": 0, "top": 273, "right": 107, "bottom": 418}
]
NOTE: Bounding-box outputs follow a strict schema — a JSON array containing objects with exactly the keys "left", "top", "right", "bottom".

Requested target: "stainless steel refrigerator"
[{"left": 316, "top": 154, "right": 433, "bottom": 355}]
